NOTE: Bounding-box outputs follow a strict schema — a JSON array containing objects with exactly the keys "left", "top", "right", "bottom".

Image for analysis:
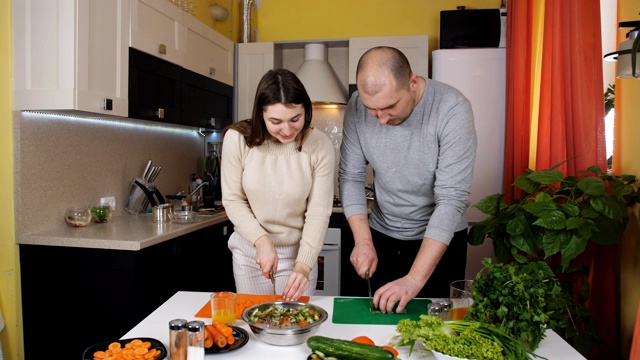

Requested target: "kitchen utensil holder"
[{"left": 125, "top": 179, "right": 166, "bottom": 214}]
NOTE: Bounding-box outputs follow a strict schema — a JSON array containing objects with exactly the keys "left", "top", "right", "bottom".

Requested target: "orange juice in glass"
[
  {"left": 211, "top": 292, "right": 237, "bottom": 325},
  {"left": 449, "top": 280, "right": 473, "bottom": 320}
]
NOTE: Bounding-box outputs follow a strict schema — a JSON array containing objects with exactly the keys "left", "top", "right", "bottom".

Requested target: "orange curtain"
[
  {"left": 502, "top": 0, "right": 533, "bottom": 203},
  {"left": 504, "top": 1, "right": 616, "bottom": 359}
]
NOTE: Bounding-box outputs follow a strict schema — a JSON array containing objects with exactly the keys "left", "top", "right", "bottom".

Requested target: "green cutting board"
[{"left": 332, "top": 297, "right": 431, "bottom": 325}]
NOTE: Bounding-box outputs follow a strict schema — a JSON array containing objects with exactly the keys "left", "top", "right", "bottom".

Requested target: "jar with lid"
[
  {"left": 427, "top": 302, "right": 444, "bottom": 319},
  {"left": 437, "top": 299, "right": 453, "bottom": 320},
  {"left": 169, "top": 319, "right": 187, "bottom": 360},
  {"left": 186, "top": 320, "right": 206, "bottom": 360}
]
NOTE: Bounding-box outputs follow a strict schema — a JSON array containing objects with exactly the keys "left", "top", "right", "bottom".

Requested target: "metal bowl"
[{"left": 241, "top": 301, "right": 328, "bottom": 346}]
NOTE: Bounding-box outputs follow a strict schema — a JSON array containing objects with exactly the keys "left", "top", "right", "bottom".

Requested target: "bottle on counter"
[
  {"left": 187, "top": 320, "right": 206, "bottom": 360},
  {"left": 427, "top": 302, "right": 444, "bottom": 319},
  {"left": 169, "top": 319, "right": 188, "bottom": 360},
  {"left": 437, "top": 299, "right": 453, "bottom": 320}
]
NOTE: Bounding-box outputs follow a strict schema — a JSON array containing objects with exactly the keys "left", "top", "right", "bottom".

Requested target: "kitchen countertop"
[
  {"left": 122, "top": 291, "right": 586, "bottom": 360},
  {"left": 17, "top": 211, "right": 229, "bottom": 250}
]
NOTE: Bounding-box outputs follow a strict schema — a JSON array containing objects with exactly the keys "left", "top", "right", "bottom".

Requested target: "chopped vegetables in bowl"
[
  {"left": 241, "top": 301, "right": 328, "bottom": 346},
  {"left": 247, "top": 303, "right": 323, "bottom": 328}
]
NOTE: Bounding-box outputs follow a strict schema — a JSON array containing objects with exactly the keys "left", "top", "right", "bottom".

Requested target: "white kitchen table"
[{"left": 122, "top": 291, "right": 586, "bottom": 360}]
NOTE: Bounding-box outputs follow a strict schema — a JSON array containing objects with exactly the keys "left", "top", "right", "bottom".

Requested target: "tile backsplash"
[{"left": 14, "top": 112, "right": 204, "bottom": 236}]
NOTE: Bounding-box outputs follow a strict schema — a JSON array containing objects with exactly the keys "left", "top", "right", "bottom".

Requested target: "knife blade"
[
  {"left": 269, "top": 270, "right": 277, "bottom": 299},
  {"left": 365, "top": 270, "right": 375, "bottom": 311}
]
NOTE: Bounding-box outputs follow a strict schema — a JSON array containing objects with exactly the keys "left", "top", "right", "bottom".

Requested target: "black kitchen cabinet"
[
  {"left": 181, "top": 67, "right": 233, "bottom": 130},
  {"left": 128, "top": 47, "right": 233, "bottom": 130},
  {"left": 128, "top": 47, "right": 182, "bottom": 124},
  {"left": 19, "top": 220, "right": 234, "bottom": 359}
]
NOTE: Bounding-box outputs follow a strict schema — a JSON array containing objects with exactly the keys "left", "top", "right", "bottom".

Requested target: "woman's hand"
[
  {"left": 254, "top": 235, "right": 278, "bottom": 279},
  {"left": 282, "top": 262, "right": 311, "bottom": 301}
]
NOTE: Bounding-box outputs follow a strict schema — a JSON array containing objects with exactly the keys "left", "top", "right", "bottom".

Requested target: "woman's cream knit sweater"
[{"left": 221, "top": 128, "right": 335, "bottom": 268}]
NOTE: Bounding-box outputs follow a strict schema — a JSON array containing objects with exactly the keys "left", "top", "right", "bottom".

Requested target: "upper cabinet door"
[
  {"left": 348, "top": 35, "right": 430, "bottom": 84},
  {"left": 13, "top": 0, "right": 129, "bottom": 116},
  {"left": 234, "top": 42, "right": 275, "bottom": 122},
  {"left": 130, "top": 0, "right": 183, "bottom": 65},
  {"left": 181, "top": 15, "right": 234, "bottom": 86}
]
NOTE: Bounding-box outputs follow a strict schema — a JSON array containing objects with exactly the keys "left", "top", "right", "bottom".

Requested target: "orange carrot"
[
  {"left": 212, "top": 320, "right": 233, "bottom": 337},
  {"left": 205, "top": 324, "right": 227, "bottom": 348},
  {"left": 226, "top": 334, "right": 235, "bottom": 345},
  {"left": 204, "top": 327, "right": 214, "bottom": 348}
]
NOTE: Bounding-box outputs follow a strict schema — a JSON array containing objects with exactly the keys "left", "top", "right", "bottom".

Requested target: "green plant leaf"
[
  {"left": 528, "top": 169, "right": 564, "bottom": 185},
  {"left": 523, "top": 201, "right": 558, "bottom": 217},
  {"left": 472, "top": 193, "right": 506, "bottom": 215},
  {"left": 577, "top": 177, "right": 606, "bottom": 196},
  {"left": 590, "top": 195, "right": 624, "bottom": 221},
  {"left": 561, "top": 235, "right": 588, "bottom": 271},
  {"left": 514, "top": 172, "right": 539, "bottom": 193},
  {"left": 577, "top": 219, "right": 596, "bottom": 240},
  {"left": 614, "top": 182, "right": 635, "bottom": 198},
  {"left": 506, "top": 210, "right": 528, "bottom": 235},
  {"left": 542, "top": 230, "right": 564, "bottom": 258},
  {"left": 562, "top": 203, "right": 580, "bottom": 217},
  {"left": 565, "top": 217, "right": 582, "bottom": 230},
  {"left": 468, "top": 224, "right": 488, "bottom": 245},
  {"left": 589, "top": 216, "right": 623, "bottom": 245},
  {"left": 533, "top": 210, "right": 567, "bottom": 229},
  {"left": 510, "top": 234, "right": 537, "bottom": 257},
  {"left": 581, "top": 208, "right": 599, "bottom": 219}
]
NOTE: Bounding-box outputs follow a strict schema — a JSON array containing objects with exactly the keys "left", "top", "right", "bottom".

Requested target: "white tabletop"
[{"left": 122, "top": 291, "right": 586, "bottom": 360}]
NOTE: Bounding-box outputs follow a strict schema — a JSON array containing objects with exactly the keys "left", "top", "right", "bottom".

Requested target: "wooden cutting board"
[
  {"left": 331, "top": 297, "right": 431, "bottom": 325},
  {"left": 194, "top": 293, "right": 310, "bottom": 320}
]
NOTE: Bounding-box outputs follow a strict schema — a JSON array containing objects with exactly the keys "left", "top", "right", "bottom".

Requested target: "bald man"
[{"left": 338, "top": 46, "right": 477, "bottom": 313}]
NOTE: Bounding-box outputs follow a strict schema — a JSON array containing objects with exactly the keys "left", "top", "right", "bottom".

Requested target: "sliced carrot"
[
  {"left": 108, "top": 342, "right": 122, "bottom": 351},
  {"left": 206, "top": 324, "right": 227, "bottom": 348},
  {"left": 226, "top": 334, "right": 235, "bottom": 345},
  {"left": 382, "top": 345, "right": 399, "bottom": 357},
  {"left": 94, "top": 351, "right": 107, "bottom": 359},
  {"left": 204, "top": 326, "right": 214, "bottom": 348},
  {"left": 351, "top": 336, "right": 375, "bottom": 345}
]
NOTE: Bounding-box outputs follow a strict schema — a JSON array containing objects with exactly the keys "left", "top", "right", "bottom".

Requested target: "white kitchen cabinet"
[
  {"left": 130, "top": 0, "right": 234, "bottom": 86},
  {"left": 234, "top": 42, "right": 275, "bottom": 121},
  {"left": 348, "top": 35, "right": 429, "bottom": 84},
  {"left": 182, "top": 14, "right": 235, "bottom": 86},
  {"left": 129, "top": 0, "right": 183, "bottom": 65},
  {"left": 13, "top": 0, "right": 129, "bottom": 116}
]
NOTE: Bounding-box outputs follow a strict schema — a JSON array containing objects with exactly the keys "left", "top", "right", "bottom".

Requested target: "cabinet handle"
[
  {"left": 210, "top": 117, "right": 216, "bottom": 127},
  {"left": 156, "top": 108, "right": 165, "bottom": 119},
  {"left": 209, "top": 67, "right": 216, "bottom": 76},
  {"left": 102, "top": 98, "right": 113, "bottom": 111},
  {"left": 158, "top": 44, "right": 167, "bottom": 55}
]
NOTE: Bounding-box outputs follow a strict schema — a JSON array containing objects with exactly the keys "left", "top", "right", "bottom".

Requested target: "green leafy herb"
[
  {"left": 389, "top": 314, "right": 543, "bottom": 360},
  {"left": 466, "top": 259, "right": 562, "bottom": 350}
]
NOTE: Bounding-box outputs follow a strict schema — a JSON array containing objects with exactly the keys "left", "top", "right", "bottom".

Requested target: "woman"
[{"left": 221, "top": 69, "right": 335, "bottom": 301}]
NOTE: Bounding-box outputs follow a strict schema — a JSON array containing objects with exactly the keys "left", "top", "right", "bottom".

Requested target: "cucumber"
[{"left": 307, "top": 336, "right": 395, "bottom": 360}]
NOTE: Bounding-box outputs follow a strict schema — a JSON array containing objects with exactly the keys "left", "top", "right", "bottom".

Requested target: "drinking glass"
[
  {"left": 449, "top": 280, "right": 473, "bottom": 320},
  {"left": 211, "top": 292, "right": 237, "bottom": 325}
]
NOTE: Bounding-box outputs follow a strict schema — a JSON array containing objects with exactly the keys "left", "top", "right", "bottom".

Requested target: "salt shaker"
[
  {"left": 428, "top": 302, "right": 444, "bottom": 319},
  {"left": 187, "top": 320, "right": 206, "bottom": 360},
  {"left": 169, "top": 319, "right": 187, "bottom": 360},
  {"left": 438, "top": 299, "right": 453, "bottom": 320}
]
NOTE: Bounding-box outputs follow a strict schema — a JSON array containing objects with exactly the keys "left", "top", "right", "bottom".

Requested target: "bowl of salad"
[{"left": 241, "top": 301, "right": 328, "bottom": 346}]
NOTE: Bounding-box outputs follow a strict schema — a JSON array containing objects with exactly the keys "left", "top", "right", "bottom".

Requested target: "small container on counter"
[
  {"left": 169, "top": 319, "right": 188, "bottom": 360},
  {"left": 427, "top": 302, "right": 444, "bottom": 319},
  {"left": 437, "top": 299, "right": 453, "bottom": 320},
  {"left": 187, "top": 320, "right": 206, "bottom": 360},
  {"left": 64, "top": 207, "right": 92, "bottom": 227}
]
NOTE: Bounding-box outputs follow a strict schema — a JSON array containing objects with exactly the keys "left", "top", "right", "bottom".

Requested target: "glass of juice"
[
  {"left": 211, "top": 292, "right": 237, "bottom": 325},
  {"left": 449, "top": 280, "right": 473, "bottom": 320}
]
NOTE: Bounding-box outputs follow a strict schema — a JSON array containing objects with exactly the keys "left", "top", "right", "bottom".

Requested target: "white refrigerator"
[{"left": 432, "top": 48, "right": 506, "bottom": 277}]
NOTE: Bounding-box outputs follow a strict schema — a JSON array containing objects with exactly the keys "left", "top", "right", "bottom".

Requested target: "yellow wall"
[
  {"left": 616, "top": 0, "right": 640, "bottom": 357},
  {"left": 256, "top": 0, "right": 500, "bottom": 53},
  {"left": 0, "top": 2, "right": 18, "bottom": 360}
]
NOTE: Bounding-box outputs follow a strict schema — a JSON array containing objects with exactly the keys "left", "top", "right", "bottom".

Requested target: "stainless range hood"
[{"left": 296, "top": 43, "right": 348, "bottom": 105}]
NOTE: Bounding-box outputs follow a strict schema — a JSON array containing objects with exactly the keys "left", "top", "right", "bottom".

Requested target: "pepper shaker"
[{"left": 169, "top": 319, "right": 187, "bottom": 360}]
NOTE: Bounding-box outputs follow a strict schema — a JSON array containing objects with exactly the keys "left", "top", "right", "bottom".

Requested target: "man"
[{"left": 339, "top": 46, "right": 476, "bottom": 313}]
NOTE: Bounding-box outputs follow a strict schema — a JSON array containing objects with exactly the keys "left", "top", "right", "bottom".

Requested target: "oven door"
[{"left": 316, "top": 228, "right": 341, "bottom": 296}]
